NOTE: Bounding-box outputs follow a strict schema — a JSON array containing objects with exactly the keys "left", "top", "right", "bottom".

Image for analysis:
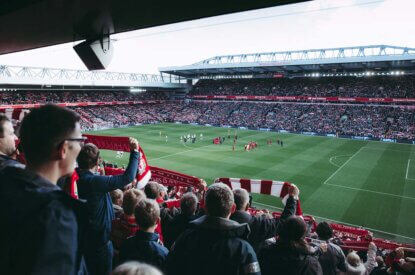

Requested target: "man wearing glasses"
[{"left": 0, "top": 105, "right": 88, "bottom": 274}]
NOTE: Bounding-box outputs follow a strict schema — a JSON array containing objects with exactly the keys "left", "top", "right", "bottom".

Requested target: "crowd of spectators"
[
  {"left": 0, "top": 77, "right": 414, "bottom": 274},
  {"left": 1, "top": 105, "right": 414, "bottom": 275},
  {"left": 0, "top": 90, "right": 167, "bottom": 104},
  {"left": 75, "top": 101, "right": 415, "bottom": 140},
  {"left": 190, "top": 76, "right": 415, "bottom": 98}
]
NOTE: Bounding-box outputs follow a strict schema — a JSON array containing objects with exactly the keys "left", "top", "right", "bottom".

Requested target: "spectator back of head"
[
  {"left": 180, "top": 192, "right": 198, "bottom": 216},
  {"left": 123, "top": 189, "right": 146, "bottom": 216},
  {"left": 111, "top": 189, "right": 124, "bottom": 206},
  {"left": 316, "top": 221, "right": 333, "bottom": 241},
  {"left": 144, "top": 181, "right": 161, "bottom": 200},
  {"left": 346, "top": 252, "right": 361, "bottom": 267},
  {"left": 233, "top": 188, "right": 249, "bottom": 211},
  {"left": 19, "top": 105, "right": 81, "bottom": 165},
  {"left": 204, "top": 183, "right": 235, "bottom": 218},
  {"left": 111, "top": 261, "right": 163, "bottom": 275},
  {"left": 279, "top": 216, "right": 308, "bottom": 250},
  {"left": 77, "top": 143, "right": 100, "bottom": 169},
  {"left": 134, "top": 198, "right": 160, "bottom": 230}
]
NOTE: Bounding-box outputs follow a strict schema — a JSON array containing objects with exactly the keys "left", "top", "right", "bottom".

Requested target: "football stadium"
[{"left": 1, "top": 0, "right": 415, "bottom": 274}]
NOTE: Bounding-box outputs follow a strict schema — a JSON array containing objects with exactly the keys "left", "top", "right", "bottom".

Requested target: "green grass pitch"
[{"left": 86, "top": 123, "right": 415, "bottom": 243}]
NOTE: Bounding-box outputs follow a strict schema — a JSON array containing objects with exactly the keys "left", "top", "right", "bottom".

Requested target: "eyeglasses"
[{"left": 64, "top": 137, "right": 88, "bottom": 147}]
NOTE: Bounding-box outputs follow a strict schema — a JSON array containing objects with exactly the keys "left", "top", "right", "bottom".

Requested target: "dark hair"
[
  {"left": 134, "top": 199, "right": 160, "bottom": 230},
  {"left": 77, "top": 143, "right": 100, "bottom": 169},
  {"left": 180, "top": 192, "right": 198, "bottom": 216},
  {"left": 144, "top": 181, "right": 161, "bottom": 200},
  {"left": 20, "top": 105, "right": 80, "bottom": 164},
  {"left": 279, "top": 216, "right": 308, "bottom": 251},
  {"left": 122, "top": 189, "right": 146, "bottom": 215},
  {"left": 205, "top": 183, "right": 234, "bottom": 218},
  {"left": 316, "top": 222, "right": 333, "bottom": 241},
  {"left": 0, "top": 113, "right": 11, "bottom": 137}
]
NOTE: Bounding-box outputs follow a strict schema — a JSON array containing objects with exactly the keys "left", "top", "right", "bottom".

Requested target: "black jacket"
[
  {"left": 163, "top": 212, "right": 199, "bottom": 249},
  {"left": 166, "top": 215, "right": 261, "bottom": 275},
  {"left": 0, "top": 155, "right": 24, "bottom": 170},
  {"left": 119, "top": 230, "right": 169, "bottom": 271},
  {"left": 0, "top": 166, "right": 88, "bottom": 275},
  {"left": 259, "top": 240, "right": 322, "bottom": 275},
  {"left": 230, "top": 196, "right": 296, "bottom": 252}
]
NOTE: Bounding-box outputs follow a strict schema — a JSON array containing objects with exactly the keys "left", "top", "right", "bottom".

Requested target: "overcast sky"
[{"left": 0, "top": 0, "right": 414, "bottom": 74}]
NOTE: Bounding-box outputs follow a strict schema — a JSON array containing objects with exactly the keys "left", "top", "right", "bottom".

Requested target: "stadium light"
[{"left": 130, "top": 88, "right": 146, "bottom": 93}]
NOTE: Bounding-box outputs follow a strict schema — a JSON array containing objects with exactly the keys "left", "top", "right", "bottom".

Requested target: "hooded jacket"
[
  {"left": 119, "top": 230, "right": 169, "bottom": 271},
  {"left": 0, "top": 166, "right": 88, "bottom": 275},
  {"left": 166, "top": 215, "right": 261, "bottom": 275}
]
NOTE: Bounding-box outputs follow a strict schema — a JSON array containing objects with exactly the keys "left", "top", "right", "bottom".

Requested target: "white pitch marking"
[
  {"left": 323, "top": 147, "right": 365, "bottom": 185},
  {"left": 324, "top": 183, "right": 415, "bottom": 200}
]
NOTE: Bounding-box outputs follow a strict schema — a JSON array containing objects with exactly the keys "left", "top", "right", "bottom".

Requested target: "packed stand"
[
  {"left": 0, "top": 90, "right": 167, "bottom": 104},
  {"left": 190, "top": 76, "right": 415, "bottom": 98},
  {"left": 75, "top": 101, "right": 415, "bottom": 140}
]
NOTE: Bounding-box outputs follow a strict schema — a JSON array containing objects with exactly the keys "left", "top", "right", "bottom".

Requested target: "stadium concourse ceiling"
[{"left": 0, "top": 0, "right": 309, "bottom": 55}]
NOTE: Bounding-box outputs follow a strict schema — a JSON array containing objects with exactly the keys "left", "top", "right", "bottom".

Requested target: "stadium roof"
[
  {"left": 0, "top": 0, "right": 308, "bottom": 55},
  {"left": 159, "top": 45, "right": 415, "bottom": 78},
  {"left": 0, "top": 65, "right": 188, "bottom": 90}
]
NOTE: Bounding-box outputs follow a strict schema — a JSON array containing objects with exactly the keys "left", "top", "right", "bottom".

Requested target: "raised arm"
[{"left": 94, "top": 138, "right": 140, "bottom": 192}]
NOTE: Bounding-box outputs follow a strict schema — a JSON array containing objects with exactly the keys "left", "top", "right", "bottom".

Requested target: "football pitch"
[{"left": 86, "top": 123, "right": 415, "bottom": 243}]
